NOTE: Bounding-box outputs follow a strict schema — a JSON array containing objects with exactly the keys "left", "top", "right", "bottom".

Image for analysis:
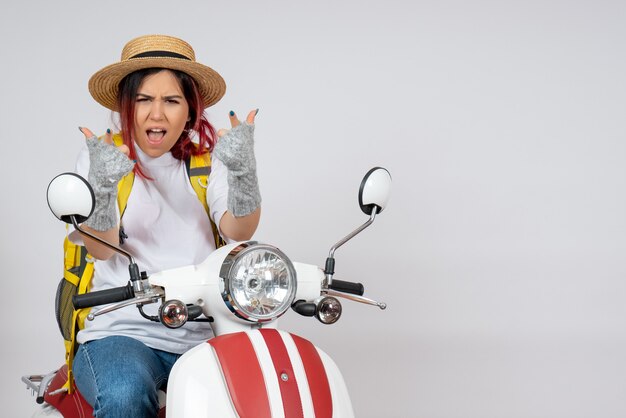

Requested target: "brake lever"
[
  {"left": 323, "top": 289, "right": 387, "bottom": 310},
  {"left": 87, "top": 288, "right": 165, "bottom": 320}
]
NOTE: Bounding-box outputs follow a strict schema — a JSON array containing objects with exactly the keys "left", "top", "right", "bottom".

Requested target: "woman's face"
[{"left": 133, "top": 70, "right": 190, "bottom": 158}]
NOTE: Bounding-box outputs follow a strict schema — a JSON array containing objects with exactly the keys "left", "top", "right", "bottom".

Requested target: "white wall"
[{"left": 2, "top": 1, "right": 626, "bottom": 417}]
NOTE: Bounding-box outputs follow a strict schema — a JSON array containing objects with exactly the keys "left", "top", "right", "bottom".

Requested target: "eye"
[
  {"left": 136, "top": 97, "right": 149, "bottom": 103},
  {"left": 165, "top": 99, "right": 180, "bottom": 104}
]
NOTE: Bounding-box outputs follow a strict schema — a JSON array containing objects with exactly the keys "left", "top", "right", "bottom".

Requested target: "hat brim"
[{"left": 88, "top": 57, "right": 226, "bottom": 111}]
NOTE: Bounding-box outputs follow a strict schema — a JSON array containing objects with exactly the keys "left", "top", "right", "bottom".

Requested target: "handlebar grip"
[
  {"left": 72, "top": 283, "right": 135, "bottom": 309},
  {"left": 328, "top": 279, "right": 365, "bottom": 296}
]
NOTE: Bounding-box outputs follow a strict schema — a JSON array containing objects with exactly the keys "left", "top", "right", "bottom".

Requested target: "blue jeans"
[{"left": 73, "top": 336, "right": 180, "bottom": 418}]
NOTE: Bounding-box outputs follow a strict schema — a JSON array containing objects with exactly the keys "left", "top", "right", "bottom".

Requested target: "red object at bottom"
[
  {"left": 44, "top": 365, "right": 93, "bottom": 418},
  {"left": 43, "top": 365, "right": 166, "bottom": 418}
]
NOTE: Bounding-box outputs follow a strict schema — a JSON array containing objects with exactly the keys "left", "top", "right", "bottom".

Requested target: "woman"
[{"left": 71, "top": 34, "right": 261, "bottom": 417}]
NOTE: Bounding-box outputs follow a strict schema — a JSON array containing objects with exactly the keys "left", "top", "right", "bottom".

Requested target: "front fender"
[{"left": 166, "top": 329, "right": 354, "bottom": 418}]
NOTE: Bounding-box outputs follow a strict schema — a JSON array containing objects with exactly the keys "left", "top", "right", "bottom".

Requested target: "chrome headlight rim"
[{"left": 220, "top": 241, "right": 297, "bottom": 323}]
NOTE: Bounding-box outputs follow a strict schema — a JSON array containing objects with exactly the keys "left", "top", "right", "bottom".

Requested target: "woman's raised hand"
[
  {"left": 79, "top": 126, "right": 135, "bottom": 231},
  {"left": 212, "top": 109, "right": 261, "bottom": 218},
  {"left": 213, "top": 109, "right": 258, "bottom": 174}
]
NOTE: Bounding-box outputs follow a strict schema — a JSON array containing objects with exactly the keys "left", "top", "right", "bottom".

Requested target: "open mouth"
[{"left": 146, "top": 128, "right": 167, "bottom": 144}]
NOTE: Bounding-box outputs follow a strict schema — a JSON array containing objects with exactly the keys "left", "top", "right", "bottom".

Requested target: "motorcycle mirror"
[
  {"left": 324, "top": 167, "right": 392, "bottom": 286},
  {"left": 47, "top": 172, "right": 141, "bottom": 281},
  {"left": 47, "top": 173, "right": 95, "bottom": 224},
  {"left": 358, "top": 167, "right": 392, "bottom": 215}
]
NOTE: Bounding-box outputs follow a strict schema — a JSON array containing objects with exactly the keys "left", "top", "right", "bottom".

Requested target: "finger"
[
  {"left": 103, "top": 128, "right": 114, "bottom": 145},
  {"left": 118, "top": 144, "right": 131, "bottom": 157},
  {"left": 217, "top": 128, "right": 229, "bottom": 137},
  {"left": 245, "top": 108, "right": 258, "bottom": 125},
  {"left": 229, "top": 110, "right": 240, "bottom": 128},
  {"left": 78, "top": 126, "right": 96, "bottom": 139}
]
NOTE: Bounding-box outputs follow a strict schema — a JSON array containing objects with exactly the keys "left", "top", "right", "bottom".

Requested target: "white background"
[{"left": 2, "top": 1, "right": 626, "bottom": 417}]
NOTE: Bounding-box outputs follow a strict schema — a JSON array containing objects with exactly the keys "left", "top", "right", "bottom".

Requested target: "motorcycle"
[{"left": 23, "top": 167, "right": 392, "bottom": 417}]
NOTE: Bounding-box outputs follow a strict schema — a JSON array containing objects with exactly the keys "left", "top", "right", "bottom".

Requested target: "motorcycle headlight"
[{"left": 220, "top": 242, "right": 297, "bottom": 322}]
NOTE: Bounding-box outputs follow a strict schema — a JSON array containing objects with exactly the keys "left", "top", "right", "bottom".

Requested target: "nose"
[{"left": 149, "top": 100, "right": 164, "bottom": 120}]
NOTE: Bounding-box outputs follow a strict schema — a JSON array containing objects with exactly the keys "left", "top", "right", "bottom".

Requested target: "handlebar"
[
  {"left": 72, "top": 283, "right": 135, "bottom": 309},
  {"left": 328, "top": 279, "right": 364, "bottom": 296}
]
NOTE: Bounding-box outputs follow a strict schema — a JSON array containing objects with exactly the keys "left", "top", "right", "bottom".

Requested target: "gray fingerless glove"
[
  {"left": 84, "top": 136, "right": 134, "bottom": 231},
  {"left": 212, "top": 122, "right": 261, "bottom": 217}
]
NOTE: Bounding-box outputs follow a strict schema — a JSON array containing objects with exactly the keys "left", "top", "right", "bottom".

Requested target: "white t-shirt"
[{"left": 73, "top": 143, "right": 229, "bottom": 353}]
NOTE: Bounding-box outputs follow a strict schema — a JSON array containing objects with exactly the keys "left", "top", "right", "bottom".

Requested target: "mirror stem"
[
  {"left": 328, "top": 209, "right": 378, "bottom": 258},
  {"left": 324, "top": 208, "right": 378, "bottom": 285},
  {"left": 70, "top": 216, "right": 141, "bottom": 282}
]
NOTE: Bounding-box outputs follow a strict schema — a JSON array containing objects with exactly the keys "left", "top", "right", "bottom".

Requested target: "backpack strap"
[
  {"left": 62, "top": 236, "right": 94, "bottom": 394},
  {"left": 112, "top": 134, "right": 135, "bottom": 219},
  {"left": 186, "top": 151, "right": 227, "bottom": 248}
]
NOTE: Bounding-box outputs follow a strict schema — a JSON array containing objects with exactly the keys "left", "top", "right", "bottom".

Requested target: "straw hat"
[{"left": 88, "top": 34, "right": 226, "bottom": 111}]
